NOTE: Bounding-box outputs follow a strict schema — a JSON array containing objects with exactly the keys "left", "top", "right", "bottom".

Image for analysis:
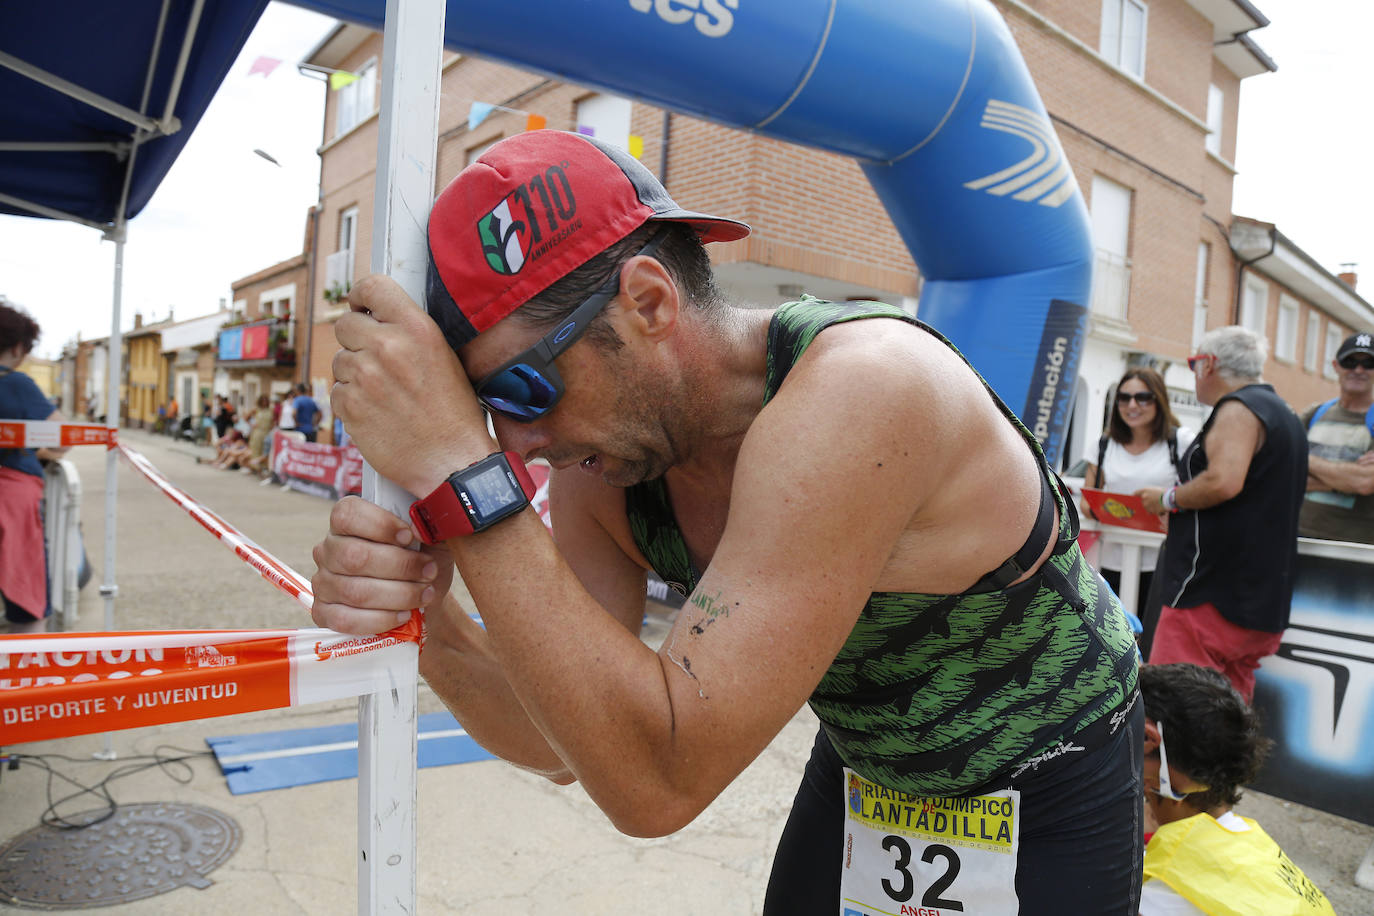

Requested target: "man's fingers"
[
  {"left": 312, "top": 567, "right": 434, "bottom": 613},
  {"left": 313, "top": 533, "right": 435, "bottom": 582},
  {"left": 329, "top": 495, "right": 414, "bottom": 545},
  {"left": 311, "top": 599, "right": 413, "bottom": 636}
]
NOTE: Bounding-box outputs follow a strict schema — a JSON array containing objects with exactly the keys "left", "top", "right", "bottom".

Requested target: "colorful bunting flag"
[
  {"left": 628, "top": 135, "right": 644, "bottom": 160},
  {"left": 248, "top": 56, "right": 282, "bottom": 77},
  {"left": 576, "top": 125, "right": 595, "bottom": 137},
  {"left": 329, "top": 71, "right": 361, "bottom": 91},
  {"left": 468, "top": 102, "right": 496, "bottom": 131},
  {"left": 526, "top": 114, "right": 547, "bottom": 132}
]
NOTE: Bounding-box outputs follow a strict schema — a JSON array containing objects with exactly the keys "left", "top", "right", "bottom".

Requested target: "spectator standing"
[
  {"left": 0, "top": 302, "right": 68, "bottom": 633},
  {"left": 277, "top": 389, "right": 297, "bottom": 437},
  {"left": 1138, "top": 327, "right": 1307, "bottom": 701},
  {"left": 1299, "top": 331, "right": 1374, "bottom": 543},
  {"left": 1081, "top": 366, "right": 1194, "bottom": 645},
  {"left": 292, "top": 382, "right": 319, "bottom": 443},
  {"left": 1138, "top": 663, "right": 1335, "bottom": 916},
  {"left": 166, "top": 396, "right": 179, "bottom": 437},
  {"left": 248, "top": 394, "right": 273, "bottom": 469},
  {"left": 213, "top": 394, "right": 236, "bottom": 440}
]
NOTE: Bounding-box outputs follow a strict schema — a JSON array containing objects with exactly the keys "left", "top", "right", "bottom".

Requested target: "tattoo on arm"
[{"left": 688, "top": 589, "right": 738, "bottom": 635}]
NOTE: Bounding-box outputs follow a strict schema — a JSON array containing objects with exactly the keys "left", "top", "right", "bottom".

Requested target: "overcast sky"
[{"left": 4, "top": 0, "right": 1370, "bottom": 361}]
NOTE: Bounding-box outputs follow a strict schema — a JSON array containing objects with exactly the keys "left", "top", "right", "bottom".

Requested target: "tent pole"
[
  {"left": 356, "top": 0, "right": 445, "bottom": 911},
  {"left": 94, "top": 227, "right": 126, "bottom": 761}
]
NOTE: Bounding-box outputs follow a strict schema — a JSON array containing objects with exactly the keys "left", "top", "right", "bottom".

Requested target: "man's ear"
[
  {"left": 615, "top": 255, "right": 680, "bottom": 343},
  {"left": 1143, "top": 717, "right": 1161, "bottom": 755}
]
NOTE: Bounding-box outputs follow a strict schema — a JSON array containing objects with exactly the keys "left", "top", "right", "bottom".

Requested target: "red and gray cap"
[{"left": 426, "top": 129, "right": 750, "bottom": 351}]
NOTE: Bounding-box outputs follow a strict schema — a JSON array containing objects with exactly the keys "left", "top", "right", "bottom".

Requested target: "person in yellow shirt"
[{"left": 1138, "top": 663, "right": 1336, "bottom": 916}]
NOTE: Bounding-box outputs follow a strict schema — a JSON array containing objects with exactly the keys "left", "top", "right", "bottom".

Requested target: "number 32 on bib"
[{"left": 840, "top": 768, "right": 1020, "bottom": 915}]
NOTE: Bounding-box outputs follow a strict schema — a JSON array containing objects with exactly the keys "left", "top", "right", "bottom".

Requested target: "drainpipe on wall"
[{"left": 1231, "top": 224, "right": 1277, "bottom": 325}]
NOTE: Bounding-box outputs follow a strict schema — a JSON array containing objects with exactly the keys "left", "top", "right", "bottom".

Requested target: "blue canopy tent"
[{"left": 0, "top": 0, "right": 270, "bottom": 230}]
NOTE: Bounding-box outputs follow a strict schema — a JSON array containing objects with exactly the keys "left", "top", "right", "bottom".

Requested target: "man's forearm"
[
  {"left": 1174, "top": 469, "right": 1240, "bottom": 511},
  {"left": 419, "top": 592, "right": 575, "bottom": 783},
  {"left": 1306, "top": 454, "right": 1374, "bottom": 495}
]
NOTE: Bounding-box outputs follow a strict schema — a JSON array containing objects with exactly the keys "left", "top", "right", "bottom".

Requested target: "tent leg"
[
  {"left": 356, "top": 0, "right": 445, "bottom": 911},
  {"left": 94, "top": 232, "right": 125, "bottom": 761}
]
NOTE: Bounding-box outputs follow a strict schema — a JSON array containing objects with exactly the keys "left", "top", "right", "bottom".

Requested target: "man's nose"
[{"left": 491, "top": 414, "right": 551, "bottom": 463}]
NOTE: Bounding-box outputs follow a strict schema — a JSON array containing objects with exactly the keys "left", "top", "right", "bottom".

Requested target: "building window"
[
  {"left": 1275, "top": 295, "right": 1298, "bottom": 363},
  {"left": 575, "top": 94, "right": 634, "bottom": 154},
  {"left": 1192, "top": 242, "right": 1209, "bottom": 347},
  {"left": 1205, "top": 84, "right": 1224, "bottom": 156},
  {"left": 1305, "top": 312, "right": 1321, "bottom": 372},
  {"left": 1240, "top": 276, "right": 1268, "bottom": 339},
  {"left": 326, "top": 207, "right": 358, "bottom": 302},
  {"left": 335, "top": 60, "right": 377, "bottom": 137},
  {"left": 466, "top": 140, "right": 498, "bottom": 166},
  {"left": 1090, "top": 175, "right": 1133, "bottom": 321},
  {"left": 1325, "top": 325, "right": 1343, "bottom": 379},
  {"left": 1100, "top": 0, "right": 1147, "bottom": 78}
]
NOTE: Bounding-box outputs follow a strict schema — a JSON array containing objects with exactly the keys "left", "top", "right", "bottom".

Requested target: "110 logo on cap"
[{"left": 479, "top": 164, "right": 580, "bottom": 276}]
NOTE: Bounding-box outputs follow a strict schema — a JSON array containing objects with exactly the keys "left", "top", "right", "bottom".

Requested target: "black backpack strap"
[{"left": 1093, "top": 434, "right": 1108, "bottom": 488}]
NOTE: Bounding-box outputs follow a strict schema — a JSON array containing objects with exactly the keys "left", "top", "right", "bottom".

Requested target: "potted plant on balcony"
[{"left": 323, "top": 281, "right": 351, "bottom": 304}]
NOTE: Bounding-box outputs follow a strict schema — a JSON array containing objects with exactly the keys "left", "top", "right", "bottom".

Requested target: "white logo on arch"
[{"left": 963, "top": 99, "right": 1075, "bottom": 208}]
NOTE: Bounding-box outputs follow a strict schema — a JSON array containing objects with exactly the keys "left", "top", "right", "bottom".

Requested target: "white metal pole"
[
  {"left": 357, "top": 0, "right": 445, "bottom": 911},
  {"left": 95, "top": 231, "right": 126, "bottom": 761}
]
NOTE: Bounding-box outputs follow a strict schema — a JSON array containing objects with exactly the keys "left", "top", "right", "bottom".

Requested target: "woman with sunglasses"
[
  {"left": 1138, "top": 662, "right": 1336, "bottom": 916},
  {"left": 1081, "top": 367, "right": 1193, "bottom": 635}
]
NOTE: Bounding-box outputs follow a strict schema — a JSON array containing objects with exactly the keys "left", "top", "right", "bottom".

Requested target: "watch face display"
[{"left": 462, "top": 462, "right": 523, "bottom": 523}]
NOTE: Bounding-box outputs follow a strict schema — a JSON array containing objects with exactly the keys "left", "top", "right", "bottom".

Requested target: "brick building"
[
  {"left": 275, "top": 1, "right": 1369, "bottom": 464},
  {"left": 223, "top": 220, "right": 313, "bottom": 414}
]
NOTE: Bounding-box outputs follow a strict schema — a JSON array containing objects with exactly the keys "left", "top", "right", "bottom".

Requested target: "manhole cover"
[{"left": 0, "top": 802, "right": 240, "bottom": 910}]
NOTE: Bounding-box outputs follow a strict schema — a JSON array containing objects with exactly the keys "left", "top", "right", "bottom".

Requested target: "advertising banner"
[
  {"left": 218, "top": 327, "right": 243, "bottom": 361},
  {"left": 270, "top": 435, "right": 363, "bottom": 500},
  {"left": 242, "top": 324, "right": 270, "bottom": 360},
  {"left": 1252, "top": 547, "right": 1374, "bottom": 826}
]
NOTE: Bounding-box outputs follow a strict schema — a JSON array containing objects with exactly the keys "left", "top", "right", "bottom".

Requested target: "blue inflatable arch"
[{"left": 312, "top": 0, "right": 1092, "bottom": 465}]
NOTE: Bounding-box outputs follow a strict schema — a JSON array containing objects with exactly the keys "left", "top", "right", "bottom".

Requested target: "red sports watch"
[{"left": 409, "top": 451, "right": 537, "bottom": 544}]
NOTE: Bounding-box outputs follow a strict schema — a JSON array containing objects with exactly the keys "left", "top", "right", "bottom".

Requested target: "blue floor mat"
[{"left": 206, "top": 711, "right": 495, "bottom": 794}]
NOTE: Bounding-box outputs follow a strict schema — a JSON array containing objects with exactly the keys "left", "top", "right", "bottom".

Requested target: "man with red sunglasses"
[
  {"left": 1298, "top": 331, "right": 1374, "bottom": 542},
  {"left": 1137, "top": 326, "right": 1307, "bottom": 702},
  {"left": 314, "top": 130, "right": 1143, "bottom": 913}
]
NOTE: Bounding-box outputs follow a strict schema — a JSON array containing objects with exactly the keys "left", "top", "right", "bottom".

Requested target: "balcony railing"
[
  {"left": 325, "top": 248, "right": 353, "bottom": 300},
  {"left": 1090, "top": 249, "right": 1131, "bottom": 321},
  {"left": 217, "top": 316, "right": 296, "bottom": 366}
]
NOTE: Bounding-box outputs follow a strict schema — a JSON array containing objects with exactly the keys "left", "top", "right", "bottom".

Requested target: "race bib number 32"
[{"left": 839, "top": 768, "right": 1020, "bottom": 915}]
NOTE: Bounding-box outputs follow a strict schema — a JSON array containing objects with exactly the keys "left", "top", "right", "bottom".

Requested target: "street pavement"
[{"left": 2, "top": 428, "right": 1372, "bottom": 914}]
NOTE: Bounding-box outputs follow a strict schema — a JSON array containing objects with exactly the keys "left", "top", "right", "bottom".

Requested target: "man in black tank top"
[{"left": 1136, "top": 326, "right": 1307, "bottom": 702}]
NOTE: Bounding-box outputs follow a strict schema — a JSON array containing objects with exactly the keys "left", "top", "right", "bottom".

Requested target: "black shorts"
[{"left": 763, "top": 702, "right": 1144, "bottom": 915}]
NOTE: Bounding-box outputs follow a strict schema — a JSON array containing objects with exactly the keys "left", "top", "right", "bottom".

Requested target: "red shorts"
[{"left": 1147, "top": 602, "right": 1282, "bottom": 703}]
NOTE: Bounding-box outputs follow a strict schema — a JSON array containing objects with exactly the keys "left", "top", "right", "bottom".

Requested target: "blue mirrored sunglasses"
[{"left": 474, "top": 229, "right": 671, "bottom": 422}]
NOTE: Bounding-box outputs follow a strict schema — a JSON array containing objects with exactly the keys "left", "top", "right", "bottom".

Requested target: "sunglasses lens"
[
  {"left": 1341, "top": 356, "right": 1374, "bottom": 370},
  {"left": 478, "top": 364, "right": 560, "bottom": 421},
  {"left": 1118, "top": 392, "right": 1155, "bottom": 404}
]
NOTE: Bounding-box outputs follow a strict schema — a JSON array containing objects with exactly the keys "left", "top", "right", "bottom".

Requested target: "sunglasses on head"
[
  {"left": 473, "top": 228, "right": 671, "bottom": 422},
  {"left": 1116, "top": 390, "right": 1156, "bottom": 405},
  {"left": 1339, "top": 354, "right": 1374, "bottom": 371}
]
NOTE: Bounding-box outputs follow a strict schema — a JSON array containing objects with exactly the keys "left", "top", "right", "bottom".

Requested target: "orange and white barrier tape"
[
  {"left": 118, "top": 443, "right": 316, "bottom": 611},
  {"left": 0, "top": 627, "right": 418, "bottom": 744},
  {"left": 0, "top": 436, "right": 424, "bottom": 746},
  {"left": 0, "top": 419, "right": 115, "bottom": 449}
]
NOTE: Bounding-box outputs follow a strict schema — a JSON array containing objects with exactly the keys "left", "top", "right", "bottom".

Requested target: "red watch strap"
[
  {"left": 409, "top": 477, "right": 476, "bottom": 544},
  {"left": 409, "top": 451, "right": 536, "bottom": 545}
]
